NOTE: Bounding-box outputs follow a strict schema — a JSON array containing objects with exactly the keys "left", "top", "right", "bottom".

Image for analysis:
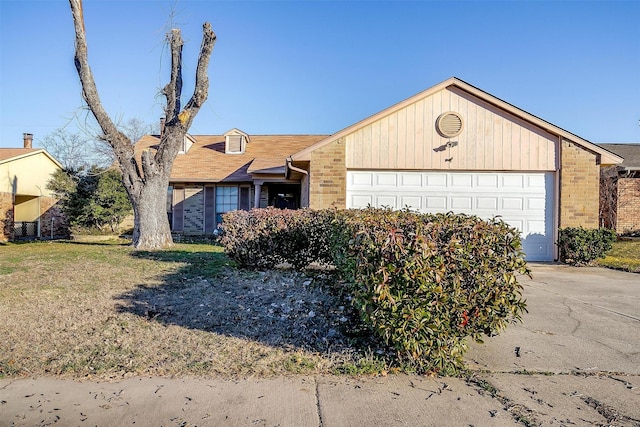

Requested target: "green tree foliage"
[{"left": 47, "top": 167, "right": 132, "bottom": 233}]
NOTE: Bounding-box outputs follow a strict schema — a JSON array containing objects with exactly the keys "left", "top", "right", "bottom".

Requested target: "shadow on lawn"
[{"left": 114, "top": 247, "right": 364, "bottom": 354}]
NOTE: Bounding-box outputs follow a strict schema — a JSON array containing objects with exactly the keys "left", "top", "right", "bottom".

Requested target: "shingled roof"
[
  {"left": 597, "top": 143, "right": 640, "bottom": 170},
  {"left": 135, "top": 134, "right": 328, "bottom": 182}
]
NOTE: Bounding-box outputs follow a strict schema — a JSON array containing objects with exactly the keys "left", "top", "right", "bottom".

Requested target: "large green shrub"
[
  {"left": 220, "top": 207, "right": 529, "bottom": 375},
  {"left": 557, "top": 227, "right": 616, "bottom": 266},
  {"left": 332, "top": 208, "right": 528, "bottom": 374}
]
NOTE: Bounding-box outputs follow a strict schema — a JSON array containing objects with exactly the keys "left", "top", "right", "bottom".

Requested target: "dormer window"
[{"left": 224, "top": 128, "right": 250, "bottom": 154}]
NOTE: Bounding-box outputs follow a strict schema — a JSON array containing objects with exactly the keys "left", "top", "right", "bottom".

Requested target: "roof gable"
[
  {"left": 0, "top": 148, "right": 63, "bottom": 169},
  {"left": 292, "top": 77, "right": 623, "bottom": 166}
]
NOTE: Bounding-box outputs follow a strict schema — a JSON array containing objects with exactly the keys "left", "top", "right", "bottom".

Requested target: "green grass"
[{"left": 597, "top": 240, "right": 640, "bottom": 273}]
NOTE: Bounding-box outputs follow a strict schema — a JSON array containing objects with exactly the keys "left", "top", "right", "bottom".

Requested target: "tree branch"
[
  {"left": 163, "top": 29, "right": 184, "bottom": 125},
  {"left": 69, "top": 0, "right": 139, "bottom": 184},
  {"left": 180, "top": 23, "right": 216, "bottom": 129}
]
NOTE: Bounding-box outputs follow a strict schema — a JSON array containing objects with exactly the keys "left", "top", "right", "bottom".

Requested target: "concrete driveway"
[
  {"left": 466, "top": 263, "right": 640, "bottom": 374},
  {"left": 465, "top": 263, "right": 640, "bottom": 426}
]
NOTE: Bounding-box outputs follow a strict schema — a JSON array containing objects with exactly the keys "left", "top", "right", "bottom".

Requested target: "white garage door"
[{"left": 346, "top": 171, "right": 555, "bottom": 261}]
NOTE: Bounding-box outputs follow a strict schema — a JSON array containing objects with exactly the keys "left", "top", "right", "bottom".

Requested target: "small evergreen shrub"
[{"left": 557, "top": 227, "right": 617, "bottom": 266}]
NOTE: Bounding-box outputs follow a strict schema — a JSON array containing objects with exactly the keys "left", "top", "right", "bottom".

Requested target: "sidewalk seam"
[{"left": 314, "top": 376, "right": 323, "bottom": 427}]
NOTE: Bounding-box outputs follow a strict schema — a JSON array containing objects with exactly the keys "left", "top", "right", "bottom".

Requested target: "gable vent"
[
  {"left": 436, "top": 112, "right": 464, "bottom": 138},
  {"left": 228, "top": 135, "right": 243, "bottom": 153}
]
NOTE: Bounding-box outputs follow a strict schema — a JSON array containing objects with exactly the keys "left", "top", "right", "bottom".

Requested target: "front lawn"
[
  {"left": 0, "top": 240, "right": 381, "bottom": 380},
  {"left": 597, "top": 239, "right": 640, "bottom": 273}
]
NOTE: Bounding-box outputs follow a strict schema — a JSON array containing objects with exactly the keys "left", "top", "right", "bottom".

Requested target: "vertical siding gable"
[{"left": 345, "top": 87, "right": 557, "bottom": 171}]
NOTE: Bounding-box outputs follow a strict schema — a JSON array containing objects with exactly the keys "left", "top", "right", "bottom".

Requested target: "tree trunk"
[
  {"left": 68, "top": 0, "right": 216, "bottom": 250},
  {"left": 131, "top": 173, "right": 173, "bottom": 249}
]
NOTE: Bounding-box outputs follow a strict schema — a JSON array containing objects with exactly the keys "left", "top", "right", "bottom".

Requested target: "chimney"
[
  {"left": 160, "top": 117, "right": 166, "bottom": 138},
  {"left": 23, "top": 133, "right": 33, "bottom": 149}
]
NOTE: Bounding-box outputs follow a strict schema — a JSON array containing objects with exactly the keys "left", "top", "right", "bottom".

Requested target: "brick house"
[
  {"left": 140, "top": 77, "right": 622, "bottom": 261},
  {"left": 287, "top": 77, "right": 622, "bottom": 261},
  {"left": 0, "top": 134, "right": 68, "bottom": 241},
  {"left": 597, "top": 143, "right": 640, "bottom": 233},
  {"left": 135, "top": 129, "right": 327, "bottom": 236}
]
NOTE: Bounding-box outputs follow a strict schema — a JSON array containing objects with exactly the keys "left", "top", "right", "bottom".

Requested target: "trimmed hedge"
[
  {"left": 219, "top": 207, "right": 335, "bottom": 270},
  {"left": 220, "top": 207, "right": 529, "bottom": 374},
  {"left": 557, "top": 227, "right": 616, "bottom": 266}
]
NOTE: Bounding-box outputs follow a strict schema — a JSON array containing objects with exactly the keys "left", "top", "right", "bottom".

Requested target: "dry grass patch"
[{"left": 0, "top": 241, "right": 384, "bottom": 380}]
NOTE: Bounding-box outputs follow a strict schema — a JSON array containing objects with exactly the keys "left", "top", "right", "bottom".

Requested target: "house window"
[{"left": 215, "top": 186, "right": 239, "bottom": 224}]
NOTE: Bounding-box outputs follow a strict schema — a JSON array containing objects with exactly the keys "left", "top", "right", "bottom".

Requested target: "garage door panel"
[
  {"left": 400, "top": 196, "right": 422, "bottom": 209},
  {"left": 451, "top": 196, "right": 473, "bottom": 210},
  {"left": 376, "top": 173, "right": 397, "bottom": 187},
  {"left": 476, "top": 197, "right": 498, "bottom": 210},
  {"left": 425, "top": 196, "right": 447, "bottom": 209},
  {"left": 477, "top": 174, "right": 499, "bottom": 188},
  {"left": 350, "top": 195, "right": 373, "bottom": 208},
  {"left": 376, "top": 196, "right": 397, "bottom": 208},
  {"left": 527, "top": 174, "right": 546, "bottom": 188},
  {"left": 350, "top": 172, "right": 374, "bottom": 187},
  {"left": 502, "top": 197, "right": 524, "bottom": 211},
  {"left": 400, "top": 173, "right": 423, "bottom": 187},
  {"left": 346, "top": 171, "right": 555, "bottom": 261},
  {"left": 527, "top": 198, "right": 546, "bottom": 210},
  {"left": 527, "top": 219, "right": 548, "bottom": 235},
  {"left": 450, "top": 174, "right": 473, "bottom": 188},
  {"left": 502, "top": 174, "right": 525, "bottom": 188},
  {"left": 425, "top": 174, "right": 447, "bottom": 187}
]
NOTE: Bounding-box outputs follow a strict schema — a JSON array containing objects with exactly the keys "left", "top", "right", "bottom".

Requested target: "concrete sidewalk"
[
  {"left": 2, "top": 373, "right": 639, "bottom": 426},
  {"left": 2, "top": 264, "right": 640, "bottom": 426}
]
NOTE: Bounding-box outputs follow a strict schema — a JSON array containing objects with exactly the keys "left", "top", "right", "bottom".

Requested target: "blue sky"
[{"left": 1, "top": 0, "right": 639, "bottom": 149}]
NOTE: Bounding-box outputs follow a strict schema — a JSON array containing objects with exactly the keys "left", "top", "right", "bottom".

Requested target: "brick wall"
[
  {"left": 616, "top": 178, "right": 640, "bottom": 233},
  {"left": 0, "top": 192, "right": 14, "bottom": 241},
  {"left": 39, "top": 196, "right": 69, "bottom": 239},
  {"left": 308, "top": 139, "right": 346, "bottom": 209},
  {"left": 560, "top": 139, "right": 600, "bottom": 228}
]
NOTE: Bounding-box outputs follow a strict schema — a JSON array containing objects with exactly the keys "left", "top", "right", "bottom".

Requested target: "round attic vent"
[{"left": 436, "top": 111, "right": 464, "bottom": 138}]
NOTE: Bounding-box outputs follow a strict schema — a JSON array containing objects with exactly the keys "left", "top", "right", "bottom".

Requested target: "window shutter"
[
  {"left": 204, "top": 186, "right": 216, "bottom": 234},
  {"left": 172, "top": 187, "right": 185, "bottom": 232}
]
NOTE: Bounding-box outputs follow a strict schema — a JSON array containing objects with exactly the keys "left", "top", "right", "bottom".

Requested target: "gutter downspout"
[
  {"left": 554, "top": 137, "right": 561, "bottom": 261},
  {"left": 286, "top": 157, "right": 309, "bottom": 178}
]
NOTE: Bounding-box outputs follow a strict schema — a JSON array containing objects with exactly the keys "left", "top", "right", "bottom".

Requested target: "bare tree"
[
  {"left": 41, "top": 128, "right": 108, "bottom": 171},
  {"left": 122, "top": 118, "right": 160, "bottom": 143},
  {"left": 69, "top": 0, "right": 216, "bottom": 249}
]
